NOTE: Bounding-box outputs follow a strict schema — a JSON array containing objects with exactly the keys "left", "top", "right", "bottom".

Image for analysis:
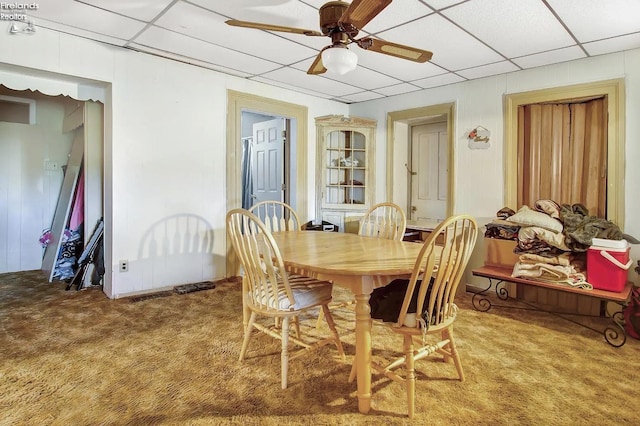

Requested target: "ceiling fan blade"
[
  {"left": 358, "top": 37, "right": 433, "bottom": 62},
  {"left": 307, "top": 52, "right": 327, "bottom": 75},
  {"left": 340, "top": 0, "right": 392, "bottom": 29},
  {"left": 226, "top": 19, "right": 323, "bottom": 36}
]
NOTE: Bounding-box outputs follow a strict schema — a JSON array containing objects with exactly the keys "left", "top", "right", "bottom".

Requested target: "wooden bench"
[{"left": 471, "top": 265, "right": 632, "bottom": 347}]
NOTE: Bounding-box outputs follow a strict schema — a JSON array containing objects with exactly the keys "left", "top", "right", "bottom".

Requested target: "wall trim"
[
  {"left": 225, "top": 90, "right": 308, "bottom": 276},
  {"left": 386, "top": 103, "right": 456, "bottom": 217},
  {"left": 503, "top": 78, "right": 626, "bottom": 228}
]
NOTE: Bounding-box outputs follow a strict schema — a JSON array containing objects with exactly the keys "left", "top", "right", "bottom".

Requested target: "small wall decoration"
[{"left": 467, "top": 125, "right": 491, "bottom": 150}]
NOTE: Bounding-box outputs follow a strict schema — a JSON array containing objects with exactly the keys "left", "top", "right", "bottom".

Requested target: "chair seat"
[
  {"left": 253, "top": 274, "right": 333, "bottom": 311},
  {"left": 286, "top": 275, "right": 334, "bottom": 310}
]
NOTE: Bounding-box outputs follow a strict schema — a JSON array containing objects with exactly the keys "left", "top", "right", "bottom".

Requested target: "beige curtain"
[{"left": 517, "top": 97, "right": 607, "bottom": 217}]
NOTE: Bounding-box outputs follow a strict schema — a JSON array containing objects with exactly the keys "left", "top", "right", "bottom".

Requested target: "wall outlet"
[{"left": 119, "top": 260, "right": 129, "bottom": 272}]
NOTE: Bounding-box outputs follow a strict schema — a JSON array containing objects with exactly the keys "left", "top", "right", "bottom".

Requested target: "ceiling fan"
[{"left": 226, "top": 0, "right": 433, "bottom": 75}]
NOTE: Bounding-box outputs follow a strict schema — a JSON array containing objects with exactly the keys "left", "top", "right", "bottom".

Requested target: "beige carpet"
[{"left": 1, "top": 270, "right": 639, "bottom": 425}]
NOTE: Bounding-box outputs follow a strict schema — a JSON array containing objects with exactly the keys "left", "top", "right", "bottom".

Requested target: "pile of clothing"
[{"left": 485, "top": 200, "right": 627, "bottom": 290}]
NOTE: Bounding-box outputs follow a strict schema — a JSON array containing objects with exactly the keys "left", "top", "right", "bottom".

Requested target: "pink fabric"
[{"left": 69, "top": 171, "right": 84, "bottom": 231}]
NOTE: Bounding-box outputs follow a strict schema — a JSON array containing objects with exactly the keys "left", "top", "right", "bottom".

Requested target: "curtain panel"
[{"left": 517, "top": 97, "right": 607, "bottom": 217}]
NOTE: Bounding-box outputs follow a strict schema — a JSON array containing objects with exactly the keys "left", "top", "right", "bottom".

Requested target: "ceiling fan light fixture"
[{"left": 321, "top": 46, "right": 358, "bottom": 75}]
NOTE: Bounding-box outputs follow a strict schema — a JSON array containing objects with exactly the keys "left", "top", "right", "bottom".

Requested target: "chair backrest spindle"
[
  {"left": 250, "top": 201, "right": 301, "bottom": 233},
  {"left": 395, "top": 215, "right": 478, "bottom": 329},
  {"left": 358, "top": 202, "right": 407, "bottom": 241}
]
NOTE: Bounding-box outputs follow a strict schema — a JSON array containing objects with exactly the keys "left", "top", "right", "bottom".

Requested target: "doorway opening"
[
  {"left": 226, "top": 90, "right": 309, "bottom": 276},
  {"left": 240, "top": 111, "right": 291, "bottom": 210},
  {"left": 0, "top": 86, "right": 105, "bottom": 290},
  {"left": 386, "top": 103, "right": 456, "bottom": 222}
]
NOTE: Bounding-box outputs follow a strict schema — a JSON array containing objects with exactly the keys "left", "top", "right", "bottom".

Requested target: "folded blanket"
[
  {"left": 512, "top": 262, "right": 592, "bottom": 290},
  {"left": 518, "top": 253, "right": 571, "bottom": 266}
]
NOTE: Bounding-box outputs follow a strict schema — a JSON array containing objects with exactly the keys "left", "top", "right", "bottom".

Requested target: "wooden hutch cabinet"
[{"left": 315, "top": 115, "right": 376, "bottom": 232}]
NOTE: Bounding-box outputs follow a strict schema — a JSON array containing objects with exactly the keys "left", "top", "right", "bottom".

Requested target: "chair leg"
[
  {"left": 239, "top": 312, "right": 257, "bottom": 362},
  {"left": 315, "top": 307, "right": 325, "bottom": 329},
  {"left": 404, "top": 334, "right": 416, "bottom": 419},
  {"left": 281, "top": 316, "right": 290, "bottom": 389},
  {"left": 321, "top": 304, "right": 345, "bottom": 360},
  {"left": 348, "top": 360, "right": 356, "bottom": 383},
  {"left": 293, "top": 315, "right": 301, "bottom": 339},
  {"left": 444, "top": 327, "right": 464, "bottom": 381}
]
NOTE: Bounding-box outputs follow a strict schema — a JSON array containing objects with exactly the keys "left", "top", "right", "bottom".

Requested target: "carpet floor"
[{"left": 1, "top": 270, "right": 639, "bottom": 425}]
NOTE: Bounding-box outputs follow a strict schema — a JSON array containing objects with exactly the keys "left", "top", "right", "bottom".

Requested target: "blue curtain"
[{"left": 241, "top": 138, "right": 253, "bottom": 209}]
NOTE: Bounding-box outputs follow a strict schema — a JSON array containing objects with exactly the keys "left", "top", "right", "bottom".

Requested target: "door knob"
[{"left": 411, "top": 206, "right": 417, "bottom": 212}]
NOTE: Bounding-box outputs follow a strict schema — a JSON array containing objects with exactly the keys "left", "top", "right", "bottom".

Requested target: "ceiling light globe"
[{"left": 321, "top": 47, "right": 358, "bottom": 75}]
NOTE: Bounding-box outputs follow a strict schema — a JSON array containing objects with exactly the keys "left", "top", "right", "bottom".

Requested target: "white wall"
[
  {"left": 1, "top": 28, "right": 637, "bottom": 297},
  {"left": 350, "top": 49, "right": 640, "bottom": 240},
  {"left": 0, "top": 28, "right": 348, "bottom": 297},
  {"left": 0, "top": 94, "right": 75, "bottom": 273}
]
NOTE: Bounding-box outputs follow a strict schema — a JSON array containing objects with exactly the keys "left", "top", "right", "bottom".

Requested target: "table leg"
[{"left": 354, "top": 292, "right": 372, "bottom": 414}]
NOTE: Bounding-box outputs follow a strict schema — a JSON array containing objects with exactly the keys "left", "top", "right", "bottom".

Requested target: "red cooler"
[{"left": 587, "top": 239, "right": 631, "bottom": 292}]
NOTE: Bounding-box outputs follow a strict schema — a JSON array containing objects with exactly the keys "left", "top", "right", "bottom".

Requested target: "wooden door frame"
[
  {"left": 226, "top": 90, "right": 308, "bottom": 276},
  {"left": 504, "top": 79, "right": 625, "bottom": 227},
  {"left": 386, "top": 103, "right": 455, "bottom": 218}
]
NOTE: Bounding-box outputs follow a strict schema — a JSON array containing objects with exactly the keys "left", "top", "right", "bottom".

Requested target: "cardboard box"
[
  {"left": 587, "top": 243, "right": 631, "bottom": 292},
  {"left": 484, "top": 238, "right": 519, "bottom": 269}
]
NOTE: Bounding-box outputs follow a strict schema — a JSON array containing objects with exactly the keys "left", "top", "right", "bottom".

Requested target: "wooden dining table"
[{"left": 271, "top": 230, "right": 425, "bottom": 414}]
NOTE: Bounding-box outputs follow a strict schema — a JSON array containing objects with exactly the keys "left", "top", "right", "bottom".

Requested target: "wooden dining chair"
[
  {"left": 316, "top": 202, "right": 407, "bottom": 328},
  {"left": 349, "top": 214, "right": 478, "bottom": 418},
  {"left": 358, "top": 202, "right": 407, "bottom": 241},
  {"left": 249, "top": 200, "right": 301, "bottom": 232},
  {"left": 250, "top": 201, "right": 301, "bottom": 329},
  {"left": 226, "top": 208, "right": 345, "bottom": 389}
]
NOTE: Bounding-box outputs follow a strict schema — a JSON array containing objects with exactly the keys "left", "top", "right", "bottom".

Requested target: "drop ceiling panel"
[
  {"left": 378, "top": 15, "right": 505, "bottom": 71},
  {"left": 35, "top": 18, "right": 129, "bottom": 46},
  {"left": 360, "top": 0, "right": 434, "bottom": 34},
  {"left": 584, "top": 33, "right": 640, "bottom": 56},
  {"left": 337, "top": 91, "right": 386, "bottom": 103},
  {"left": 134, "top": 27, "right": 283, "bottom": 75},
  {"left": 190, "top": 0, "right": 318, "bottom": 27},
  {"left": 374, "top": 83, "right": 423, "bottom": 97},
  {"left": 457, "top": 61, "right": 520, "bottom": 80},
  {"left": 422, "top": 0, "right": 467, "bottom": 10},
  {"left": 17, "top": 0, "right": 640, "bottom": 104},
  {"left": 356, "top": 49, "right": 446, "bottom": 82},
  {"left": 326, "top": 66, "right": 401, "bottom": 90},
  {"left": 412, "top": 73, "right": 465, "bottom": 89},
  {"left": 31, "top": 0, "right": 147, "bottom": 40},
  {"left": 128, "top": 44, "right": 255, "bottom": 78},
  {"left": 547, "top": 0, "right": 640, "bottom": 42},
  {"left": 256, "top": 67, "right": 362, "bottom": 97},
  {"left": 78, "top": 0, "right": 176, "bottom": 21},
  {"left": 252, "top": 76, "right": 335, "bottom": 99},
  {"left": 153, "top": 2, "right": 319, "bottom": 65},
  {"left": 512, "top": 46, "right": 586, "bottom": 69},
  {"left": 441, "top": 0, "right": 576, "bottom": 57}
]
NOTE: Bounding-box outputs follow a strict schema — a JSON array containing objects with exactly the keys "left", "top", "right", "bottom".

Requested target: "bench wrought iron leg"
[
  {"left": 471, "top": 278, "right": 493, "bottom": 311},
  {"left": 472, "top": 276, "right": 629, "bottom": 348},
  {"left": 604, "top": 311, "right": 627, "bottom": 347},
  {"left": 472, "top": 278, "right": 512, "bottom": 312}
]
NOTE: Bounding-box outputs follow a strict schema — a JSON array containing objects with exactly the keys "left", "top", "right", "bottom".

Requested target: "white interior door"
[
  {"left": 251, "top": 118, "right": 284, "bottom": 205},
  {"left": 410, "top": 122, "right": 448, "bottom": 221}
]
